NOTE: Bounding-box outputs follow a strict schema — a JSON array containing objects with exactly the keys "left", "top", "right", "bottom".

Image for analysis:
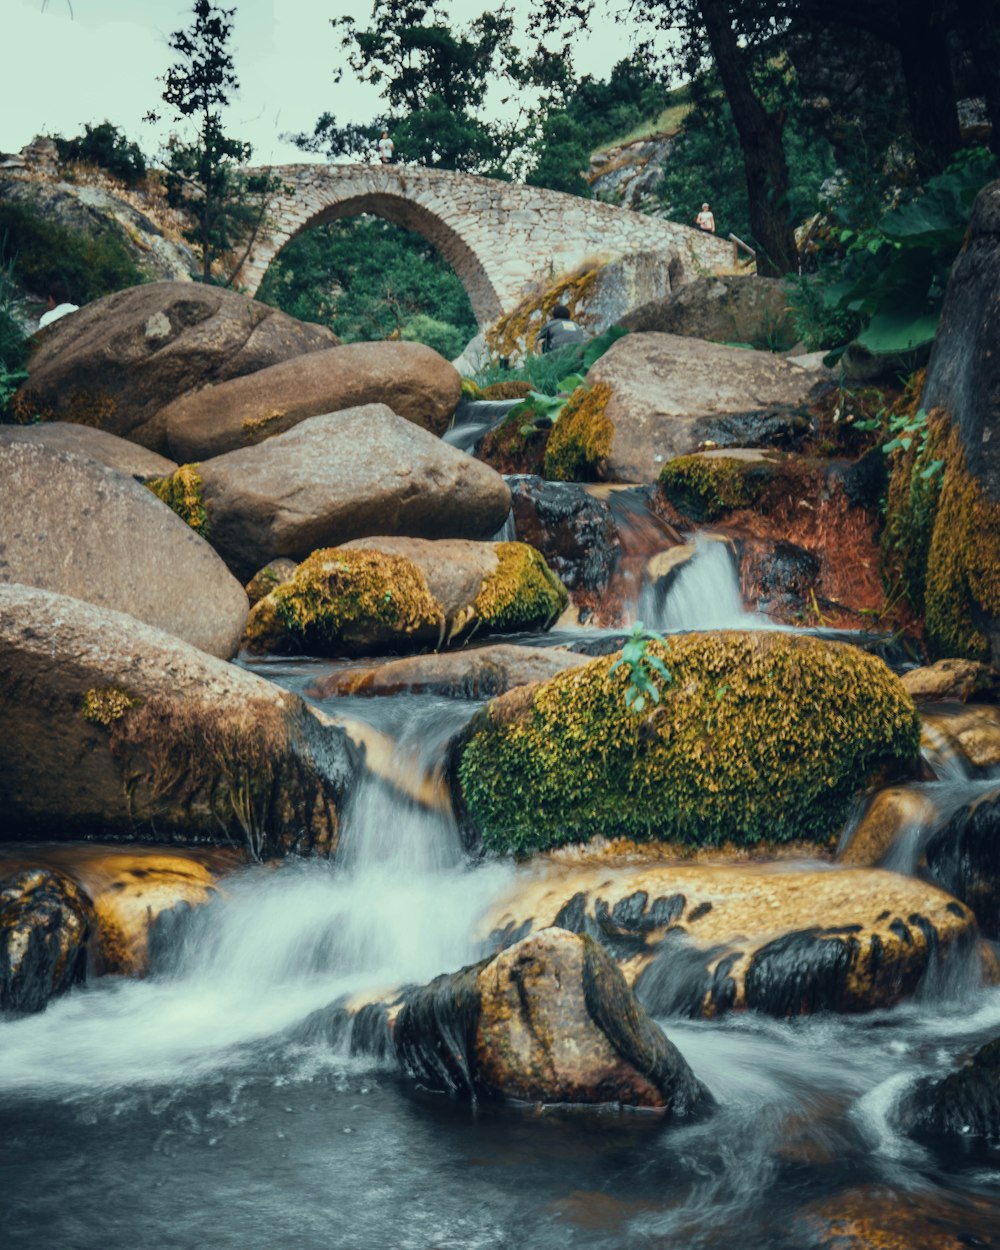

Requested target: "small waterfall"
[
  {"left": 489, "top": 507, "right": 517, "bottom": 543},
  {"left": 442, "top": 399, "right": 521, "bottom": 455},
  {"left": 640, "top": 534, "right": 774, "bottom": 633}
]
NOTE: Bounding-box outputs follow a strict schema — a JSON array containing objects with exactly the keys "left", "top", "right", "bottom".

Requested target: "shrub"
[{"left": 54, "top": 122, "right": 147, "bottom": 187}]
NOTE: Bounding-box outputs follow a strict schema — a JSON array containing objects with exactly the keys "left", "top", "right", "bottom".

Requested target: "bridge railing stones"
[{"left": 241, "top": 164, "right": 736, "bottom": 329}]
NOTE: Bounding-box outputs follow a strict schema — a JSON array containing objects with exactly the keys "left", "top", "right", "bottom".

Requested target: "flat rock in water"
[
  {"left": 13, "top": 281, "right": 338, "bottom": 452},
  {"left": 189, "top": 405, "right": 511, "bottom": 581},
  {"left": 0, "top": 440, "right": 248, "bottom": 658},
  {"left": 0, "top": 422, "right": 177, "bottom": 481},
  {"left": 308, "top": 643, "right": 589, "bottom": 699},
  {"left": 480, "top": 859, "right": 980, "bottom": 1017},
  {"left": 585, "top": 332, "right": 817, "bottom": 482},
  {"left": 159, "top": 340, "right": 462, "bottom": 460},
  {"left": 0, "top": 585, "right": 356, "bottom": 854},
  {"left": 902, "top": 658, "right": 1000, "bottom": 704}
]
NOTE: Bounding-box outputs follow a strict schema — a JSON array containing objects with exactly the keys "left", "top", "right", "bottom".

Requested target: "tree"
[{"left": 147, "top": 0, "right": 256, "bottom": 282}]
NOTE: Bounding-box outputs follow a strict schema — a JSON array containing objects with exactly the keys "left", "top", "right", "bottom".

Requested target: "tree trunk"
[
  {"left": 697, "top": 0, "right": 799, "bottom": 276},
  {"left": 955, "top": 0, "right": 1000, "bottom": 158},
  {"left": 894, "top": 0, "right": 961, "bottom": 177}
]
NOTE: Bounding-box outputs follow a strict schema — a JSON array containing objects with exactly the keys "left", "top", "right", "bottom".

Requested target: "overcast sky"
[{"left": 2, "top": 0, "right": 641, "bottom": 166}]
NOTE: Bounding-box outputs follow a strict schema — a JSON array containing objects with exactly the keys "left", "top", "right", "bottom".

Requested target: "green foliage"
[
  {"left": 608, "top": 623, "right": 673, "bottom": 714},
  {"left": 54, "top": 122, "right": 147, "bottom": 187},
  {"left": 473, "top": 327, "right": 627, "bottom": 399},
  {"left": 803, "top": 148, "right": 1000, "bottom": 356},
  {"left": 0, "top": 201, "right": 144, "bottom": 305},
  {"left": 257, "top": 216, "right": 476, "bottom": 348},
  {"left": 458, "top": 631, "right": 921, "bottom": 855}
]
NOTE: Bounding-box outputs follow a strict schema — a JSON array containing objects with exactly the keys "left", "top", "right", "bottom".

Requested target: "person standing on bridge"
[
  {"left": 378, "top": 130, "right": 394, "bottom": 164},
  {"left": 695, "top": 203, "right": 716, "bottom": 233}
]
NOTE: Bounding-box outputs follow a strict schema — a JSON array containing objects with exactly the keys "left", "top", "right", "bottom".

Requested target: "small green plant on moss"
[
  {"left": 81, "top": 686, "right": 140, "bottom": 726},
  {"left": 608, "top": 622, "right": 672, "bottom": 713}
]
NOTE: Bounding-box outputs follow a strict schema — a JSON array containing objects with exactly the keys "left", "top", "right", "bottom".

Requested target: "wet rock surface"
[
  {"left": 0, "top": 585, "right": 356, "bottom": 853},
  {"left": 924, "top": 784, "right": 1000, "bottom": 938},
  {"left": 393, "top": 928, "right": 714, "bottom": 1112},
  {"left": 0, "top": 868, "right": 92, "bottom": 1013},
  {"left": 902, "top": 658, "right": 1000, "bottom": 704},
  {"left": 897, "top": 1035, "right": 1000, "bottom": 1145},
  {"left": 159, "top": 339, "right": 462, "bottom": 461},
  {"left": 14, "top": 281, "right": 338, "bottom": 449},
  {"left": 0, "top": 440, "right": 249, "bottom": 658}
]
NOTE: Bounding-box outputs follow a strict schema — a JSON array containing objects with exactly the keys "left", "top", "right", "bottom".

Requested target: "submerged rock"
[
  {"left": 0, "top": 585, "right": 356, "bottom": 854},
  {"left": 0, "top": 440, "right": 248, "bottom": 659},
  {"left": 897, "top": 1036, "right": 1000, "bottom": 1145},
  {"left": 12, "top": 281, "right": 338, "bottom": 449},
  {"left": 0, "top": 869, "right": 92, "bottom": 1013},
  {"left": 393, "top": 928, "right": 713, "bottom": 1112},
  {"left": 159, "top": 340, "right": 462, "bottom": 460},
  {"left": 245, "top": 538, "right": 568, "bottom": 657},
  {"left": 455, "top": 631, "right": 921, "bottom": 855},
  {"left": 481, "top": 860, "right": 980, "bottom": 1018},
  {"left": 159, "top": 405, "right": 511, "bottom": 581},
  {"left": 920, "top": 704, "right": 1000, "bottom": 771},
  {"left": 793, "top": 1186, "right": 1000, "bottom": 1250},
  {"left": 308, "top": 644, "right": 589, "bottom": 700}
]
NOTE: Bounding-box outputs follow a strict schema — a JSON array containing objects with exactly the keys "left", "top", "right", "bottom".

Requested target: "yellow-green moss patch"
[
  {"left": 244, "top": 547, "right": 444, "bottom": 656},
  {"left": 81, "top": 685, "right": 139, "bottom": 726},
  {"left": 479, "top": 380, "right": 536, "bottom": 401},
  {"left": 458, "top": 631, "right": 920, "bottom": 855},
  {"left": 474, "top": 543, "right": 568, "bottom": 631},
  {"left": 147, "top": 464, "right": 209, "bottom": 537},
  {"left": 658, "top": 454, "right": 776, "bottom": 521},
  {"left": 487, "top": 264, "right": 600, "bottom": 360},
  {"left": 543, "top": 382, "right": 614, "bottom": 482}
]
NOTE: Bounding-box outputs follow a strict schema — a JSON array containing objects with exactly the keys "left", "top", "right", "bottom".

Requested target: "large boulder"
[
  {"left": 156, "top": 405, "right": 511, "bottom": 581},
  {"left": 0, "top": 422, "right": 177, "bottom": 481},
  {"left": 12, "top": 281, "right": 338, "bottom": 450},
  {"left": 393, "top": 928, "right": 713, "bottom": 1112},
  {"left": 621, "top": 275, "right": 797, "bottom": 351},
  {"left": 545, "top": 333, "right": 816, "bottom": 483},
  {"left": 245, "top": 538, "right": 568, "bottom": 657},
  {"left": 455, "top": 631, "right": 921, "bottom": 855},
  {"left": 481, "top": 858, "right": 980, "bottom": 1017},
  {"left": 0, "top": 441, "right": 248, "bottom": 658},
  {"left": 158, "top": 340, "right": 463, "bottom": 461},
  {"left": 0, "top": 585, "right": 356, "bottom": 854},
  {"left": 307, "top": 643, "right": 589, "bottom": 700},
  {"left": 0, "top": 868, "right": 92, "bottom": 1013}
]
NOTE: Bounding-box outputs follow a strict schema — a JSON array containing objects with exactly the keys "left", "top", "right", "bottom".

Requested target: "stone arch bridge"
[{"left": 240, "top": 164, "right": 735, "bottom": 327}]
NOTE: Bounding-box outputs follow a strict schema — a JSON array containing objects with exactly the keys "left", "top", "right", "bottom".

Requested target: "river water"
[{"left": 3, "top": 538, "right": 1000, "bottom": 1249}]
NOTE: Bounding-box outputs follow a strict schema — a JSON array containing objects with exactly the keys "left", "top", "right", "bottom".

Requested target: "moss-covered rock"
[
  {"left": 543, "top": 382, "right": 614, "bottom": 481},
  {"left": 473, "top": 543, "right": 568, "bottom": 632},
  {"left": 146, "top": 464, "right": 209, "bottom": 537},
  {"left": 658, "top": 450, "right": 779, "bottom": 521},
  {"left": 457, "top": 630, "right": 921, "bottom": 855}
]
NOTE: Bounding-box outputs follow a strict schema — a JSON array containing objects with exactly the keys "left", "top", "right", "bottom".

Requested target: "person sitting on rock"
[
  {"left": 695, "top": 203, "right": 716, "bottom": 233},
  {"left": 536, "top": 304, "right": 589, "bottom": 354},
  {"left": 38, "top": 280, "right": 79, "bottom": 329}
]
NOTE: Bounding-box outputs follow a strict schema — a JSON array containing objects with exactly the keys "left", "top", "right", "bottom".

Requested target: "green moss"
[
  {"left": 658, "top": 454, "right": 776, "bottom": 521},
  {"left": 479, "top": 380, "right": 536, "bottom": 401},
  {"left": 244, "top": 547, "right": 444, "bottom": 656},
  {"left": 147, "top": 465, "right": 209, "bottom": 537},
  {"left": 487, "top": 264, "right": 600, "bottom": 361},
  {"left": 543, "top": 382, "right": 614, "bottom": 482},
  {"left": 81, "top": 686, "right": 139, "bottom": 726},
  {"left": 474, "top": 543, "right": 568, "bottom": 631},
  {"left": 458, "top": 631, "right": 920, "bottom": 855}
]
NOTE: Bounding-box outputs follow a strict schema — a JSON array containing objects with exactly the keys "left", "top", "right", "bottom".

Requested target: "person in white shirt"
[
  {"left": 377, "top": 130, "right": 394, "bottom": 164},
  {"left": 38, "top": 280, "right": 79, "bottom": 329},
  {"left": 695, "top": 203, "right": 716, "bottom": 233}
]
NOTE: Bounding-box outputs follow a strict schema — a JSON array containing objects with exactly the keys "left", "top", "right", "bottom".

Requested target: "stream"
[{"left": 3, "top": 529, "right": 999, "bottom": 1249}]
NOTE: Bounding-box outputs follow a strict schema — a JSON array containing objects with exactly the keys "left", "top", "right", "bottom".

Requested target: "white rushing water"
[{"left": 638, "top": 533, "right": 775, "bottom": 633}]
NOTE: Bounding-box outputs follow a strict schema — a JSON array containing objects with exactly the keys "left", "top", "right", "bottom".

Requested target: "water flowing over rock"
[
  {"left": 897, "top": 1035, "right": 1000, "bottom": 1144},
  {"left": 167, "top": 405, "right": 510, "bottom": 581},
  {"left": 0, "top": 586, "right": 356, "bottom": 854},
  {"left": 158, "top": 340, "right": 462, "bottom": 461},
  {"left": 620, "top": 275, "right": 797, "bottom": 351},
  {"left": 0, "top": 423, "right": 177, "bottom": 481},
  {"left": 13, "top": 281, "right": 338, "bottom": 450},
  {"left": 245, "top": 537, "right": 568, "bottom": 657},
  {"left": 549, "top": 332, "right": 817, "bottom": 482},
  {"left": 393, "top": 928, "right": 714, "bottom": 1112},
  {"left": 307, "top": 644, "right": 589, "bottom": 700},
  {"left": 0, "top": 441, "right": 248, "bottom": 658},
  {"left": 0, "top": 869, "right": 92, "bottom": 1013},
  {"left": 924, "top": 784, "right": 1000, "bottom": 938},
  {"left": 481, "top": 860, "right": 980, "bottom": 1018}
]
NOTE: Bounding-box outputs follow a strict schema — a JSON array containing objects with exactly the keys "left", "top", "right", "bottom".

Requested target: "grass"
[{"left": 590, "top": 85, "right": 694, "bottom": 157}]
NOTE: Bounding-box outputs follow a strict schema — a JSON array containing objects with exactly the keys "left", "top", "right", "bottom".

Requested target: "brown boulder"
[
  {"left": 175, "top": 405, "right": 510, "bottom": 581},
  {"left": 307, "top": 643, "right": 589, "bottom": 699},
  {"left": 578, "top": 332, "right": 816, "bottom": 482},
  {"left": 159, "top": 340, "right": 463, "bottom": 460},
  {"left": 13, "top": 281, "right": 338, "bottom": 451},
  {"left": 0, "top": 422, "right": 177, "bottom": 481},
  {"left": 0, "top": 585, "right": 356, "bottom": 854},
  {"left": 901, "top": 658, "right": 1000, "bottom": 704},
  {"left": 0, "top": 440, "right": 248, "bottom": 659},
  {"left": 0, "top": 868, "right": 92, "bottom": 1012},
  {"left": 621, "top": 275, "right": 796, "bottom": 350},
  {"left": 393, "top": 928, "right": 713, "bottom": 1112}
]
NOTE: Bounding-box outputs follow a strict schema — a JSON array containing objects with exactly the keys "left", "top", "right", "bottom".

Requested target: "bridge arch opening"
[{"left": 257, "top": 191, "right": 504, "bottom": 330}]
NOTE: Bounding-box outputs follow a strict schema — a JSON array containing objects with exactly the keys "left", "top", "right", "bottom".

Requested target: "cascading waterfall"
[{"left": 637, "top": 532, "right": 774, "bottom": 633}]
